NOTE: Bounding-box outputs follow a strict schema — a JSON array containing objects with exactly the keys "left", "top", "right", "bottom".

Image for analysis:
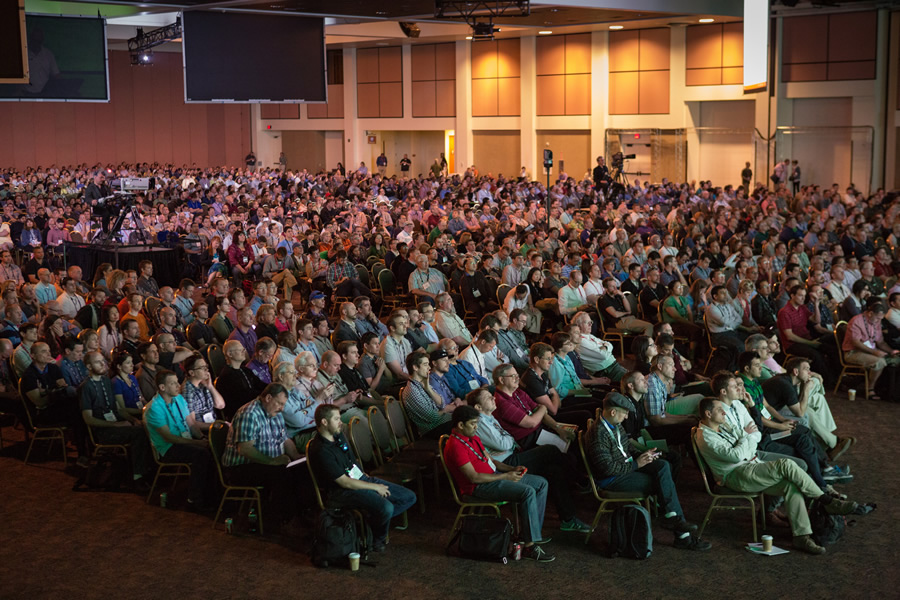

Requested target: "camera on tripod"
[{"left": 611, "top": 151, "right": 636, "bottom": 170}]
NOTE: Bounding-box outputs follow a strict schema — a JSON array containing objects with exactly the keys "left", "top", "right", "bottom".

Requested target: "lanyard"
[
  {"left": 90, "top": 378, "right": 114, "bottom": 413},
  {"left": 164, "top": 397, "right": 186, "bottom": 425},
  {"left": 601, "top": 417, "right": 629, "bottom": 460},
  {"left": 451, "top": 433, "right": 492, "bottom": 466}
]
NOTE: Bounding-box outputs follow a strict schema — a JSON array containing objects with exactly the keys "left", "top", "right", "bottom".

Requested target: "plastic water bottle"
[{"left": 248, "top": 508, "right": 258, "bottom": 533}]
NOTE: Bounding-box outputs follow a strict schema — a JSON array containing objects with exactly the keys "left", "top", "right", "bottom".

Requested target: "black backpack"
[
  {"left": 810, "top": 499, "right": 847, "bottom": 546},
  {"left": 72, "top": 455, "right": 129, "bottom": 492},
  {"left": 608, "top": 505, "right": 653, "bottom": 559},
  {"left": 447, "top": 515, "right": 513, "bottom": 563},
  {"left": 311, "top": 509, "right": 372, "bottom": 568}
]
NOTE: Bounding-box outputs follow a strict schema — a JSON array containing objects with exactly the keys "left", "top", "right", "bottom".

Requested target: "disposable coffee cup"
[
  {"left": 349, "top": 552, "right": 360, "bottom": 571},
  {"left": 761, "top": 535, "right": 773, "bottom": 553},
  {"left": 848, "top": 389, "right": 856, "bottom": 402}
]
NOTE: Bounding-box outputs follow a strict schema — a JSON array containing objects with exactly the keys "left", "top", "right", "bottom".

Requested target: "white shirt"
[
  {"left": 582, "top": 279, "right": 604, "bottom": 302},
  {"left": 459, "top": 344, "right": 488, "bottom": 378},
  {"left": 57, "top": 292, "right": 85, "bottom": 318}
]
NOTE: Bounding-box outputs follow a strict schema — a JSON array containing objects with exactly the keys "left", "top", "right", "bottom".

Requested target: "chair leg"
[
  {"left": 416, "top": 473, "right": 426, "bottom": 515},
  {"left": 255, "top": 492, "right": 264, "bottom": 535},
  {"left": 698, "top": 500, "right": 716, "bottom": 540},
  {"left": 395, "top": 511, "right": 409, "bottom": 531},
  {"left": 212, "top": 493, "right": 227, "bottom": 529},
  {"left": 834, "top": 369, "right": 844, "bottom": 394},
  {"left": 24, "top": 436, "right": 35, "bottom": 464},
  {"left": 585, "top": 507, "right": 604, "bottom": 545},
  {"left": 447, "top": 510, "right": 464, "bottom": 545},
  {"left": 146, "top": 467, "right": 162, "bottom": 503},
  {"left": 748, "top": 497, "right": 758, "bottom": 542}
]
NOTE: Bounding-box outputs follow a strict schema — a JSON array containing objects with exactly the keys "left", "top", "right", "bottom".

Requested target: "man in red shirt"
[
  {"left": 491, "top": 363, "right": 576, "bottom": 451},
  {"left": 776, "top": 285, "right": 830, "bottom": 385},
  {"left": 443, "top": 405, "right": 555, "bottom": 562}
]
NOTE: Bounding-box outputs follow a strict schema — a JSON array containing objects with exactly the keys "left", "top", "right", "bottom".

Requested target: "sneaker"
[
  {"left": 823, "top": 464, "right": 851, "bottom": 476},
  {"left": 76, "top": 455, "right": 90, "bottom": 469},
  {"left": 661, "top": 516, "right": 698, "bottom": 533},
  {"left": 523, "top": 544, "right": 556, "bottom": 562},
  {"left": 823, "top": 471, "right": 854, "bottom": 484},
  {"left": 533, "top": 537, "right": 552, "bottom": 545},
  {"left": 765, "top": 509, "right": 791, "bottom": 528},
  {"left": 826, "top": 437, "right": 853, "bottom": 462},
  {"left": 673, "top": 532, "right": 712, "bottom": 551},
  {"left": 793, "top": 534, "right": 826, "bottom": 555},
  {"left": 371, "top": 541, "right": 387, "bottom": 553},
  {"left": 824, "top": 497, "right": 858, "bottom": 515},
  {"left": 823, "top": 485, "right": 848, "bottom": 500},
  {"left": 560, "top": 518, "right": 592, "bottom": 533}
]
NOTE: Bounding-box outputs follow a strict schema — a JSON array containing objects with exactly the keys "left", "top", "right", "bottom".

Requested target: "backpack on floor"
[
  {"left": 447, "top": 515, "right": 513, "bottom": 563},
  {"left": 608, "top": 504, "right": 653, "bottom": 559},
  {"left": 809, "top": 499, "right": 846, "bottom": 546},
  {"left": 311, "top": 509, "right": 371, "bottom": 568}
]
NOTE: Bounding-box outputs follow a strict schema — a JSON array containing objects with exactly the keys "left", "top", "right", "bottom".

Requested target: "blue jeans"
[
  {"left": 605, "top": 458, "right": 682, "bottom": 517},
  {"left": 328, "top": 475, "right": 417, "bottom": 542},
  {"left": 473, "top": 474, "right": 548, "bottom": 543}
]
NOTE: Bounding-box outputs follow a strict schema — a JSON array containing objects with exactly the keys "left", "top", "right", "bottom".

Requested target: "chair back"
[
  {"left": 348, "top": 415, "right": 376, "bottom": 466},
  {"left": 305, "top": 438, "right": 326, "bottom": 510},
  {"left": 70, "top": 231, "right": 84, "bottom": 243},
  {"left": 367, "top": 406, "right": 398, "bottom": 462},
  {"left": 142, "top": 418, "right": 164, "bottom": 464},
  {"left": 355, "top": 265, "right": 370, "bottom": 288},
  {"left": 496, "top": 284, "right": 511, "bottom": 306},
  {"left": 208, "top": 420, "right": 231, "bottom": 487},
  {"left": 18, "top": 379, "right": 38, "bottom": 432},
  {"left": 438, "top": 434, "right": 465, "bottom": 507},
  {"left": 577, "top": 421, "right": 601, "bottom": 500},
  {"left": 690, "top": 426, "right": 717, "bottom": 496},
  {"left": 834, "top": 321, "right": 849, "bottom": 367},
  {"left": 144, "top": 297, "right": 162, "bottom": 328},
  {"left": 207, "top": 343, "right": 225, "bottom": 376},
  {"left": 378, "top": 269, "right": 397, "bottom": 295},
  {"left": 384, "top": 396, "right": 414, "bottom": 445}
]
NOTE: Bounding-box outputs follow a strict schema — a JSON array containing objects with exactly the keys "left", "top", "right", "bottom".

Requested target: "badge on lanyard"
[
  {"left": 348, "top": 464, "right": 364, "bottom": 479},
  {"left": 103, "top": 411, "right": 117, "bottom": 422}
]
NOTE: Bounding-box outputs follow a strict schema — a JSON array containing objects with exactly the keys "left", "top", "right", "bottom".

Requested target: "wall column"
[
  {"left": 342, "top": 48, "right": 361, "bottom": 171},
  {"left": 454, "top": 40, "right": 473, "bottom": 173},
  {"left": 590, "top": 31, "right": 609, "bottom": 169},
  {"left": 520, "top": 36, "right": 537, "bottom": 179}
]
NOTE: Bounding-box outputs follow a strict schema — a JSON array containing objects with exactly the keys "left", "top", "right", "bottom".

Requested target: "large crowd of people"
[{"left": 0, "top": 157, "right": 883, "bottom": 559}]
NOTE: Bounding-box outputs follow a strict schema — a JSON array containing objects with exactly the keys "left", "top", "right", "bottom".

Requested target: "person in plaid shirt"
[
  {"left": 325, "top": 250, "right": 371, "bottom": 299},
  {"left": 221, "top": 383, "right": 305, "bottom": 528}
]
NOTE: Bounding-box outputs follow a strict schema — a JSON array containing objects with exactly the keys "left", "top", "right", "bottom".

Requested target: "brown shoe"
[
  {"left": 824, "top": 497, "right": 857, "bottom": 516},
  {"left": 766, "top": 509, "right": 791, "bottom": 528},
  {"left": 826, "top": 437, "right": 853, "bottom": 462},
  {"left": 793, "top": 535, "right": 826, "bottom": 555}
]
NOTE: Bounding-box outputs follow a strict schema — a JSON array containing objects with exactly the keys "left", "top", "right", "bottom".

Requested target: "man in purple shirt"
[
  {"left": 491, "top": 363, "right": 575, "bottom": 451},
  {"left": 227, "top": 306, "right": 258, "bottom": 355}
]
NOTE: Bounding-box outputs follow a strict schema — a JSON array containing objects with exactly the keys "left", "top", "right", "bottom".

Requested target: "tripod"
[
  {"left": 607, "top": 164, "right": 628, "bottom": 203},
  {"left": 92, "top": 196, "right": 151, "bottom": 245}
]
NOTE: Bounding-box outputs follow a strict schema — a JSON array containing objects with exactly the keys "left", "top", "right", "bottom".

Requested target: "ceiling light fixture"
[
  {"left": 699, "top": 18, "right": 715, "bottom": 23},
  {"left": 609, "top": 25, "right": 624, "bottom": 30},
  {"left": 538, "top": 30, "right": 552, "bottom": 34}
]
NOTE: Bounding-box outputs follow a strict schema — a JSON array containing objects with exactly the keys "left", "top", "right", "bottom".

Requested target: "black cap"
[
  {"left": 603, "top": 392, "right": 635, "bottom": 413},
  {"left": 430, "top": 348, "right": 449, "bottom": 361}
]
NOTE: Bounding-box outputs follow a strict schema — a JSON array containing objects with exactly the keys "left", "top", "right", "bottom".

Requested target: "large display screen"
[
  {"left": 0, "top": 14, "right": 109, "bottom": 102},
  {"left": 182, "top": 11, "right": 326, "bottom": 103}
]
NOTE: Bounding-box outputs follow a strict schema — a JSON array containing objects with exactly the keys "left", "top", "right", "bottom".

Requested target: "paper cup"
[
  {"left": 761, "top": 535, "right": 773, "bottom": 553},
  {"left": 349, "top": 552, "right": 360, "bottom": 571},
  {"left": 848, "top": 389, "right": 856, "bottom": 402}
]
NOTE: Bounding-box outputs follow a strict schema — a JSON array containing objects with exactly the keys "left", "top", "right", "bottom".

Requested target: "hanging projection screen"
[
  {"left": 0, "top": 14, "right": 108, "bottom": 101},
  {"left": 182, "top": 11, "right": 327, "bottom": 103},
  {"left": 743, "top": 0, "right": 769, "bottom": 93},
  {"left": 0, "top": 0, "right": 29, "bottom": 84}
]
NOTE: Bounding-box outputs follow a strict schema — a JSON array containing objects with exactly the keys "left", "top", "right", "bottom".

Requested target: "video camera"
[{"left": 611, "top": 151, "right": 636, "bottom": 170}]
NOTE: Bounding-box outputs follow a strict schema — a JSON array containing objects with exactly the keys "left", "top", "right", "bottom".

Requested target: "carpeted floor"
[{"left": 1, "top": 391, "right": 898, "bottom": 600}]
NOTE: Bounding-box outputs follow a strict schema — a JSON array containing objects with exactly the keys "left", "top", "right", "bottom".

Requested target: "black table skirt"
[{"left": 62, "top": 243, "right": 182, "bottom": 288}]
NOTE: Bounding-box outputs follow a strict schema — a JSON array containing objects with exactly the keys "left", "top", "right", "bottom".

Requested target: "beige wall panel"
[
  {"left": 535, "top": 130, "right": 590, "bottom": 178},
  {"left": 327, "top": 84, "right": 344, "bottom": 118},
  {"left": 497, "top": 39, "right": 521, "bottom": 78},
  {"left": 639, "top": 29, "right": 670, "bottom": 71},
  {"left": 565, "top": 73, "right": 590, "bottom": 115},
  {"left": 379, "top": 82, "right": 403, "bottom": 117},
  {"left": 722, "top": 22, "right": 744, "bottom": 67},
  {"left": 435, "top": 43, "right": 456, "bottom": 80},
  {"left": 473, "top": 131, "right": 521, "bottom": 178},
  {"left": 536, "top": 36, "right": 566, "bottom": 76},
  {"left": 686, "top": 25, "right": 722, "bottom": 70},
  {"left": 472, "top": 78, "right": 498, "bottom": 116},
  {"left": 357, "top": 83, "right": 380, "bottom": 117},
  {"left": 471, "top": 42, "right": 498, "bottom": 79},
  {"left": 357, "top": 48, "right": 380, "bottom": 83},
  {"left": 565, "top": 34, "right": 592, "bottom": 74},
  {"left": 412, "top": 81, "right": 436, "bottom": 117},
  {"left": 536, "top": 75, "right": 565, "bottom": 115},
  {"left": 609, "top": 71, "right": 639, "bottom": 115},
  {"left": 721, "top": 67, "right": 743, "bottom": 85},
  {"left": 411, "top": 44, "right": 436, "bottom": 81},
  {"left": 379, "top": 47, "right": 402, "bottom": 82},
  {"left": 686, "top": 68, "right": 722, "bottom": 86},
  {"left": 497, "top": 77, "right": 521, "bottom": 116},
  {"left": 782, "top": 16, "right": 828, "bottom": 64},
  {"left": 639, "top": 70, "right": 669, "bottom": 114},
  {"left": 282, "top": 131, "right": 326, "bottom": 173},
  {"left": 435, "top": 80, "right": 456, "bottom": 116},
  {"left": 609, "top": 31, "right": 640, "bottom": 73}
]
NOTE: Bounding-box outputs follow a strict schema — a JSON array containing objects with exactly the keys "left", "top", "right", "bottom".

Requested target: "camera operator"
[
  {"left": 593, "top": 156, "right": 611, "bottom": 191},
  {"left": 85, "top": 172, "right": 112, "bottom": 233}
]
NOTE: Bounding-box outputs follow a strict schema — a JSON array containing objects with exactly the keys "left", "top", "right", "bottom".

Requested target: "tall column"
[
  {"left": 871, "top": 8, "right": 890, "bottom": 189},
  {"left": 454, "top": 40, "right": 473, "bottom": 173},
  {"left": 590, "top": 31, "right": 609, "bottom": 168},
  {"left": 342, "top": 48, "right": 361, "bottom": 171},
  {"left": 520, "top": 36, "right": 537, "bottom": 179}
]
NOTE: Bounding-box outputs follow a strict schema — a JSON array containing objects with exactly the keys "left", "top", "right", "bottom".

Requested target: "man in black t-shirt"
[
  {"left": 520, "top": 342, "right": 593, "bottom": 430},
  {"left": 400, "top": 154, "right": 411, "bottom": 174},
  {"left": 592, "top": 156, "right": 610, "bottom": 190},
  {"left": 307, "top": 404, "right": 416, "bottom": 552}
]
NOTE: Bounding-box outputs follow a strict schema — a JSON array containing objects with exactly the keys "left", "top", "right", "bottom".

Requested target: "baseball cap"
[
  {"left": 429, "top": 348, "right": 448, "bottom": 361},
  {"left": 309, "top": 290, "right": 326, "bottom": 300}
]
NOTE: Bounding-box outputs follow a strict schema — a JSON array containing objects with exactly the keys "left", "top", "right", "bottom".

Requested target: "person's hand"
[
  {"left": 273, "top": 455, "right": 291, "bottom": 466},
  {"left": 373, "top": 483, "right": 391, "bottom": 498},
  {"left": 874, "top": 349, "right": 887, "bottom": 358},
  {"left": 556, "top": 424, "right": 576, "bottom": 441},
  {"left": 636, "top": 450, "right": 655, "bottom": 468},
  {"left": 375, "top": 357, "right": 385, "bottom": 369},
  {"left": 744, "top": 422, "right": 759, "bottom": 434},
  {"left": 504, "top": 470, "right": 523, "bottom": 482},
  {"left": 596, "top": 376, "right": 611, "bottom": 386}
]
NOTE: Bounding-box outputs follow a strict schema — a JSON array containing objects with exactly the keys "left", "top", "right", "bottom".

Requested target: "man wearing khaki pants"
[{"left": 841, "top": 298, "right": 900, "bottom": 401}]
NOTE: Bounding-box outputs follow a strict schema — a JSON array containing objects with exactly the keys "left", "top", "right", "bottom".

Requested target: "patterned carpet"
[{"left": 1, "top": 391, "right": 898, "bottom": 600}]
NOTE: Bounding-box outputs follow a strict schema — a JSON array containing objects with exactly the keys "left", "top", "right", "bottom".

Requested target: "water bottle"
[{"left": 248, "top": 508, "right": 258, "bottom": 533}]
